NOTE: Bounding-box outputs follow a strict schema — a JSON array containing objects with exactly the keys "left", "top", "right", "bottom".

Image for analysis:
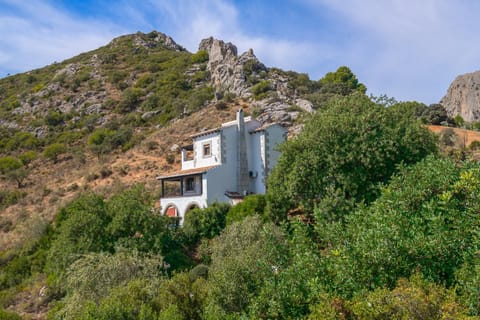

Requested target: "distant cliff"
[{"left": 441, "top": 70, "right": 480, "bottom": 122}]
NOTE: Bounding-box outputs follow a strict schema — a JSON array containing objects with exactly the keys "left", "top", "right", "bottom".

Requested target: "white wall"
[
  {"left": 160, "top": 175, "right": 208, "bottom": 223},
  {"left": 192, "top": 133, "right": 222, "bottom": 168}
]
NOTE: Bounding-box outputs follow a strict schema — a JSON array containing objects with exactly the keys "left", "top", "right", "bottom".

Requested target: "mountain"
[
  {"left": 0, "top": 30, "right": 369, "bottom": 255},
  {"left": 441, "top": 70, "right": 480, "bottom": 122}
]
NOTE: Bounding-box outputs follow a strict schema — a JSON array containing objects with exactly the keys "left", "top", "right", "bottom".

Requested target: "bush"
[
  {"left": 469, "top": 140, "right": 480, "bottom": 150},
  {"left": 0, "top": 309, "right": 21, "bottom": 320},
  {"left": 182, "top": 203, "right": 230, "bottom": 244},
  {"left": 266, "top": 93, "right": 438, "bottom": 223},
  {"left": 207, "top": 216, "right": 288, "bottom": 315},
  {"left": 19, "top": 151, "right": 38, "bottom": 165},
  {"left": 45, "top": 110, "right": 64, "bottom": 126},
  {"left": 42, "top": 143, "right": 66, "bottom": 163},
  {"left": 191, "top": 50, "right": 209, "bottom": 64},
  {"left": 118, "top": 88, "right": 143, "bottom": 113},
  {"left": 226, "top": 194, "right": 266, "bottom": 225},
  {"left": 0, "top": 156, "right": 27, "bottom": 188},
  {"left": 250, "top": 80, "right": 271, "bottom": 99},
  {"left": 46, "top": 194, "right": 111, "bottom": 273}
]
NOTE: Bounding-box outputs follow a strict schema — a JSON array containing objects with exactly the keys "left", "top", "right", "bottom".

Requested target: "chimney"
[{"left": 236, "top": 109, "right": 249, "bottom": 194}]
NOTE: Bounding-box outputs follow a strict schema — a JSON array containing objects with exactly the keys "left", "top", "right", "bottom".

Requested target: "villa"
[{"left": 158, "top": 109, "right": 287, "bottom": 221}]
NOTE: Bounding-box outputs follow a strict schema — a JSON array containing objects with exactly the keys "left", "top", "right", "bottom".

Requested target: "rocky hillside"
[
  {"left": 441, "top": 70, "right": 480, "bottom": 122},
  {"left": 0, "top": 30, "right": 367, "bottom": 252}
]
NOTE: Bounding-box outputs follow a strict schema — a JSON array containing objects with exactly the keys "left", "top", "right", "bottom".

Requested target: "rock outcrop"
[
  {"left": 199, "top": 37, "right": 266, "bottom": 98},
  {"left": 441, "top": 71, "right": 480, "bottom": 122},
  {"left": 199, "top": 37, "right": 314, "bottom": 126}
]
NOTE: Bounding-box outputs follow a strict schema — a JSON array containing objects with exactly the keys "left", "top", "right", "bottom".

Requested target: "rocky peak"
[
  {"left": 198, "top": 37, "right": 264, "bottom": 98},
  {"left": 199, "top": 37, "right": 238, "bottom": 65},
  {"left": 441, "top": 71, "right": 480, "bottom": 122}
]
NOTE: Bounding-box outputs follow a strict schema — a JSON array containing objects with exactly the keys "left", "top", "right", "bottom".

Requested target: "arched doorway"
[{"left": 164, "top": 205, "right": 178, "bottom": 217}]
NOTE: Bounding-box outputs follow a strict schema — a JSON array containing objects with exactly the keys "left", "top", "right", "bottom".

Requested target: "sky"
[{"left": 1, "top": 0, "right": 480, "bottom": 104}]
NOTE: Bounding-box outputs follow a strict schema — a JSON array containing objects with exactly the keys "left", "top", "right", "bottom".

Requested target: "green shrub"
[
  {"left": 207, "top": 216, "right": 288, "bottom": 315},
  {"left": 18, "top": 151, "right": 38, "bottom": 165},
  {"left": 5, "top": 131, "right": 39, "bottom": 151},
  {"left": 46, "top": 194, "right": 111, "bottom": 273},
  {"left": 45, "top": 110, "right": 64, "bottom": 126},
  {"left": 226, "top": 194, "right": 266, "bottom": 225},
  {"left": 0, "top": 309, "right": 21, "bottom": 320},
  {"left": 118, "top": 88, "right": 143, "bottom": 113},
  {"left": 191, "top": 50, "right": 209, "bottom": 64},
  {"left": 0, "top": 190, "right": 26, "bottom": 209},
  {"left": 42, "top": 143, "right": 66, "bottom": 163},
  {"left": 250, "top": 80, "right": 271, "bottom": 99},
  {"left": 469, "top": 140, "right": 480, "bottom": 150},
  {"left": 182, "top": 203, "right": 230, "bottom": 244},
  {"left": 0, "top": 156, "right": 27, "bottom": 188}
]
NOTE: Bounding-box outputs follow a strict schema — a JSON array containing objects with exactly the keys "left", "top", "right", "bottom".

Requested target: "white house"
[{"left": 158, "top": 109, "right": 287, "bottom": 221}]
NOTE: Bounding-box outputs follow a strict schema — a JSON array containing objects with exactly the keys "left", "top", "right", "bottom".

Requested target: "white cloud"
[
  {"left": 145, "top": 0, "right": 335, "bottom": 76},
  {"left": 0, "top": 0, "right": 123, "bottom": 76},
  {"left": 303, "top": 0, "right": 480, "bottom": 103}
]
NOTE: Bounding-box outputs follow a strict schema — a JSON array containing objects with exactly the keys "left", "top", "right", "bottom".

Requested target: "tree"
[
  {"left": 182, "top": 203, "right": 230, "bottom": 244},
  {"left": 266, "top": 93, "right": 437, "bottom": 223},
  {"left": 42, "top": 143, "right": 66, "bottom": 163},
  {"left": 205, "top": 216, "right": 289, "bottom": 316},
  {"left": 320, "top": 156, "right": 480, "bottom": 297},
  {"left": 226, "top": 194, "right": 266, "bottom": 225},
  {"left": 0, "top": 156, "right": 27, "bottom": 188},
  {"left": 319, "top": 66, "right": 366, "bottom": 94}
]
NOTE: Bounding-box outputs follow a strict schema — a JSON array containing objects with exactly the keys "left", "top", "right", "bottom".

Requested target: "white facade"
[{"left": 158, "top": 109, "right": 287, "bottom": 222}]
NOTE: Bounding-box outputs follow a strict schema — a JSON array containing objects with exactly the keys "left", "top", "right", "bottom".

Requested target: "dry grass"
[
  {"left": 0, "top": 101, "right": 247, "bottom": 251},
  {"left": 428, "top": 125, "right": 480, "bottom": 147}
]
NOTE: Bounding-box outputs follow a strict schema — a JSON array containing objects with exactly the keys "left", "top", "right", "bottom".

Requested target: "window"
[
  {"left": 185, "top": 177, "right": 195, "bottom": 192},
  {"left": 203, "top": 143, "right": 211, "bottom": 157}
]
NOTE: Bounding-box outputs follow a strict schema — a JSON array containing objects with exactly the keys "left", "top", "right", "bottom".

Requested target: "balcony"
[{"left": 161, "top": 174, "right": 202, "bottom": 198}]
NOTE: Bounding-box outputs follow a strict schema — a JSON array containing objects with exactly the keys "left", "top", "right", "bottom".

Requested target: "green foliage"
[
  {"left": 455, "top": 114, "right": 465, "bottom": 127},
  {"left": 65, "top": 251, "right": 164, "bottom": 302},
  {"left": 55, "top": 254, "right": 164, "bottom": 319},
  {"left": 182, "top": 203, "right": 230, "bottom": 244},
  {"left": 469, "top": 140, "right": 480, "bottom": 150},
  {"left": 206, "top": 216, "right": 289, "bottom": 316},
  {"left": 421, "top": 103, "right": 452, "bottom": 125},
  {"left": 18, "top": 150, "right": 38, "bottom": 165},
  {"left": 319, "top": 66, "right": 366, "bottom": 94},
  {"left": 309, "top": 274, "right": 472, "bottom": 319},
  {"left": 42, "top": 143, "right": 66, "bottom": 163},
  {"left": 0, "top": 190, "right": 26, "bottom": 209},
  {"left": 0, "top": 309, "right": 21, "bottom": 320},
  {"left": 3, "top": 131, "right": 39, "bottom": 151},
  {"left": 45, "top": 111, "right": 65, "bottom": 126},
  {"left": 155, "top": 272, "right": 209, "bottom": 320},
  {"left": 46, "top": 194, "right": 110, "bottom": 273},
  {"left": 440, "top": 127, "right": 457, "bottom": 147},
  {"left": 266, "top": 93, "right": 438, "bottom": 223},
  {"left": 191, "top": 50, "right": 209, "bottom": 64},
  {"left": 0, "top": 156, "right": 27, "bottom": 188},
  {"left": 249, "top": 219, "right": 322, "bottom": 319},
  {"left": 0, "top": 156, "right": 22, "bottom": 174},
  {"left": 250, "top": 80, "right": 271, "bottom": 99},
  {"left": 118, "top": 88, "right": 143, "bottom": 113},
  {"left": 320, "top": 157, "right": 480, "bottom": 297},
  {"left": 87, "top": 127, "right": 132, "bottom": 156},
  {"left": 226, "top": 194, "right": 266, "bottom": 225},
  {"left": 456, "top": 257, "right": 480, "bottom": 315}
]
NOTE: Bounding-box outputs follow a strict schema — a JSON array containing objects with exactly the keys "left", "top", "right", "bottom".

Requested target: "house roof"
[
  {"left": 189, "top": 127, "right": 221, "bottom": 138},
  {"left": 157, "top": 165, "right": 220, "bottom": 180},
  {"left": 249, "top": 122, "right": 283, "bottom": 133}
]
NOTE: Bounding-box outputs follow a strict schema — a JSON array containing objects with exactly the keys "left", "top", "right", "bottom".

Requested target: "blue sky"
[{"left": 1, "top": 0, "right": 480, "bottom": 104}]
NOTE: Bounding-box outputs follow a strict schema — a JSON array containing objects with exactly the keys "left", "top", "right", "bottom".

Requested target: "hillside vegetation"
[{"left": 2, "top": 31, "right": 480, "bottom": 319}]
